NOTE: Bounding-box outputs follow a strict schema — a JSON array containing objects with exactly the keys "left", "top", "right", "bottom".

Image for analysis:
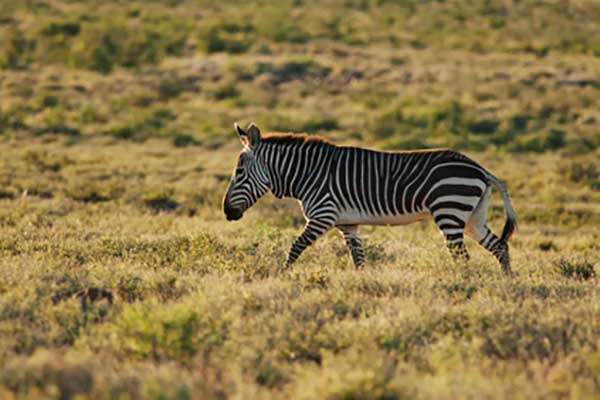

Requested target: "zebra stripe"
[{"left": 224, "top": 123, "right": 516, "bottom": 273}]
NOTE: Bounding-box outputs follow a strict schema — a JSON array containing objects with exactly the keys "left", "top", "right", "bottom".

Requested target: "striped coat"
[{"left": 224, "top": 123, "right": 516, "bottom": 274}]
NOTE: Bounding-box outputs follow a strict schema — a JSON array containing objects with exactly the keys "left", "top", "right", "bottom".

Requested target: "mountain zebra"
[{"left": 223, "top": 123, "right": 517, "bottom": 274}]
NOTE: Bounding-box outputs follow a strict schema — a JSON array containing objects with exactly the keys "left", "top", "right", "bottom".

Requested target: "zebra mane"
[{"left": 261, "top": 132, "right": 335, "bottom": 147}]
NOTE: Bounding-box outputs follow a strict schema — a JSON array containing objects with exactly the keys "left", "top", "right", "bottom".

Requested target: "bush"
[
  {"left": 86, "top": 34, "right": 118, "bottom": 74},
  {"left": 0, "top": 108, "right": 28, "bottom": 134},
  {"left": 70, "top": 19, "right": 189, "bottom": 73},
  {"left": 158, "top": 77, "right": 186, "bottom": 100},
  {"left": 507, "top": 136, "right": 544, "bottom": 153},
  {"left": 555, "top": 258, "right": 596, "bottom": 280},
  {"left": 41, "top": 22, "right": 81, "bottom": 37},
  {"left": 34, "top": 125, "right": 81, "bottom": 137},
  {"left": 0, "top": 29, "right": 34, "bottom": 70},
  {"left": 142, "top": 192, "right": 179, "bottom": 212},
  {"left": 561, "top": 161, "right": 599, "bottom": 190},
  {"left": 79, "top": 106, "right": 106, "bottom": 124},
  {"left": 67, "top": 184, "right": 119, "bottom": 203},
  {"left": 23, "top": 150, "right": 71, "bottom": 173},
  {"left": 172, "top": 133, "right": 198, "bottom": 147},
  {"left": 369, "top": 108, "right": 403, "bottom": 139},
  {"left": 564, "top": 137, "right": 598, "bottom": 155},
  {"left": 104, "top": 108, "right": 175, "bottom": 141},
  {"left": 468, "top": 119, "right": 500, "bottom": 135},
  {"left": 36, "top": 93, "right": 60, "bottom": 109},
  {"left": 544, "top": 129, "right": 566, "bottom": 150},
  {"left": 199, "top": 23, "right": 253, "bottom": 54},
  {"left": 429, "top": 101, "right": 464, "bottom": 134},
  {"left": 254, "top": 10, "right": 311, "bottom": 44},
  {"left": 32, "top": 108, "right": 81, "bottom": 137},
  {"left": 257, "top": 59, "right": 331, "bottom": 85},
  {"left": 213, "top": 82, "right": 240, "bottom": 100}
]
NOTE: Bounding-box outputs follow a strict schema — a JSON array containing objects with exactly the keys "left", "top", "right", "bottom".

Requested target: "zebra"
[{"left": 223, "top": 123, "right": 517, "bottom": 274}]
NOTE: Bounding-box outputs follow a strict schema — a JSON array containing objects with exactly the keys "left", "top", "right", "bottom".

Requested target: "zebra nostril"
[
  {"left": 224, "top": 202, "right": 243, "bottom": 221},
  {"left": 226, "top": 209, "right": 242, "bottom": 221}
]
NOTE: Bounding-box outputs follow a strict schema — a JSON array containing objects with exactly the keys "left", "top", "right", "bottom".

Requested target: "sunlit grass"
[{"left": 1, "top": 0, "right": 599, "bottom": 398}]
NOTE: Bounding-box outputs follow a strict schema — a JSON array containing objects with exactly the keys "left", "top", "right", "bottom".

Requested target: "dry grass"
[{"left": 0, "top": 0, "right": 599, "bottom": 398}]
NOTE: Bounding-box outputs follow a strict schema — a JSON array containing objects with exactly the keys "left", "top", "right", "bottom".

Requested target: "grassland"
[{"left": 1, "top": 0, "right": 599, "bottom": 399}]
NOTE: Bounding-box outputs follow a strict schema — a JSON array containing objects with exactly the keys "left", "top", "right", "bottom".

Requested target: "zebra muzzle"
[{"left": 224, "top": 202, "right": 243, "bottom": 221}]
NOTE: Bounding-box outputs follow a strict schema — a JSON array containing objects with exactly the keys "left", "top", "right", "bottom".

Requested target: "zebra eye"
[{"left": 236, "top": 166, "right": 244, "bottom": 175}]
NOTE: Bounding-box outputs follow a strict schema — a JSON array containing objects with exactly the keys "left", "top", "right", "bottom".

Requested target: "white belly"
[{"left": 336, "top": 209, "right": 430, "bottom": 226}]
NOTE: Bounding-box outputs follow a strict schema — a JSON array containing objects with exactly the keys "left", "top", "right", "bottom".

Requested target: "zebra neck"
[{"left": 258, "top": 142, "right": 332, "bottom": 201}]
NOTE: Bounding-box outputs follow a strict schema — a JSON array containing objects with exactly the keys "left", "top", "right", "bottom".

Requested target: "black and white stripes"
[{"left": 223, "top": 123, "right": 516, "bottom": 273}]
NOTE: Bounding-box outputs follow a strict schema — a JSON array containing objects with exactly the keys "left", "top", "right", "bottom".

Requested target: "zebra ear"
[
  {"left": 234, "top": 122, "right": 249, "bottom": 147},
  {"left": 246, "top": 122, "right": 261, "bottom": 148}
]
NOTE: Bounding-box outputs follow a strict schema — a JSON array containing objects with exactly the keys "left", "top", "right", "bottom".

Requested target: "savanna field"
[{"left": 1, "top": 0, "right": 600, "bottom": 398}]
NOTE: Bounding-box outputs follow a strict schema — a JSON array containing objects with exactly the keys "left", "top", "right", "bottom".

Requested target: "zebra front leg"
[
  {"left": 284, "top": 219, "right": 334, "bottom": 268},
  {"left": 338, "top": 225, "right": 365, "bottom": 269}
]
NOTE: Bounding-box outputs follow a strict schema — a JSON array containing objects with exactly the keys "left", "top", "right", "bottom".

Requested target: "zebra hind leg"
[
  {"left": 476, "top": 229, "right": 511, "bottom": 275},
  {"left": 338, "top": 225, "right": 365, "bottom": 269},
  {"left": 465, "top": 186, "right": 512, "bottom": 274},
  {"left": 433, "top": 214, "right": 470, "bottom": 263},
  {"left": 445, "top": 231, "right": 470, "bottom": 263}
]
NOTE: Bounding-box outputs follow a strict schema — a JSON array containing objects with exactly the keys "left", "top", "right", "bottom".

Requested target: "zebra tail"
[{"left": 487, "top": 174, "right": 517, "bottom": 242}]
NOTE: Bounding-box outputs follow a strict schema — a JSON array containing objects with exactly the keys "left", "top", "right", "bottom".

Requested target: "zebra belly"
[{"left": 336, "top": 210, "right": 430, "bottom": 226}]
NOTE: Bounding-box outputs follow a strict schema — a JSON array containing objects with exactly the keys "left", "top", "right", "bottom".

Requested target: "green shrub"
[
  {"left": 79, "top": 106, "right": 106, "bottom": 124},
  {"left": 41, "top": 22, "right": 81, "bottom": 37},
  {"left": 213, "top": 82, "right": 240, "bottom": 100},
  {"left": 544, "top": 129, "right": 566, "bottom": 150},
  {"left": 509, "top": 114, "right": 529, "bottom": 133},
  {"left": 23, "top": 150, "right": 70, "bottom": 173},
  {"left": 257, "top": 59, "right": 331, "bottom": 85},
  {"left": 70, "top": 19, "right": 189, "bottom": 73},
  {"left": 142, "top": 191, "right": 179, "bottom": 212},
  {"left": 158, "top": 77, "right": 185, "bottom": 100},
  {"left": 538, "top": 240, "right": 557, "bottom": 252},
  {"left": 34, "top": 125, "right": 81, "bottom": 137},
  {"left": 428, "top": 101, "right": 464, "bottom": 134},
  {"left": 254, "top": 10, "right": 310, "bottom": 44},
  {"left": 0, "top": 188, "right": 16, "bottom": 199},
  {"left": 199, "top": 23, "right": 253, "bottom": 54},
  {"left": 564, "top": 137, "right": 598, "bottom": 155},
  {"left": 104, "top": 108, "right": 175, "bottom": 141},
  {"left": 468, "top": 119, "right": 500, "bottom": 135},
  {"left": 326, "top": 15, "right": 364, "bottom": 45},
  {"left": 67, "top": 182, "right": 122, "bottom": 203},
  {"left": 0, "top": 107, "right": 27, "bottom": 133},
  {"left": 86, "top": 34, "right": 118, "bottom": 74},
  {"left": 561, "top": 161, "right": 599, "bottom": 189},
  {"left": 508, "top": 136, "right": 544, "bottom": 153},
  {"left": 114, "top": 303, "right": 201, "bottom": 361},
  {"left": 172, "top": 133, "right": 198, "bottom": 147},
  {"left": 369, "top": 108, "right": 403, "bottom": 139},
  {"left": 555, "top": 258, "right": 596, "bottom": 280},
  {"left": 0, "top": 29, "right": 34, "bottom": 70},
  {"left": 32, "top": 108, "right": 81, "bottom": 137}
]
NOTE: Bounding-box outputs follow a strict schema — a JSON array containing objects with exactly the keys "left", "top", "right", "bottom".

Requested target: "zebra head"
[{"left": 223, "top": 122, "right": 270, "bottom": 221}]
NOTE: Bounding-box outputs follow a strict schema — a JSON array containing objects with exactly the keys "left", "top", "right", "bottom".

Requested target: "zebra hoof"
[{"left": 279, "top": 263, "right": 292, "bottom": 272}]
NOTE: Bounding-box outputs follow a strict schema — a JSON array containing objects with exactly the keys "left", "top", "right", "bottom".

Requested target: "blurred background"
[{"left": 1, "top": 0, "right": 599, "bottom": 152}]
